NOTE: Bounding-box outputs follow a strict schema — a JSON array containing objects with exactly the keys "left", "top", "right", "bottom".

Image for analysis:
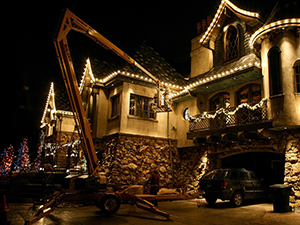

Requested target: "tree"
[
  {"left": 0, "top": 145, "right": 15, "bottom": 175},
  {"left": 14, "top": 138, "right": 30, "bottom": 171}
]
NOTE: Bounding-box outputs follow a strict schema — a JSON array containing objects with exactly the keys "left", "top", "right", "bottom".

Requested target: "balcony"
[{"left": 187, "top": 99, "right": 273, "bottom": 141}]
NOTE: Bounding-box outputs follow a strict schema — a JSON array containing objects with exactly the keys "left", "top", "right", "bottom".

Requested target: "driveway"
[{"left": 7, "top": 199, "right": 300, "bottom": 225}]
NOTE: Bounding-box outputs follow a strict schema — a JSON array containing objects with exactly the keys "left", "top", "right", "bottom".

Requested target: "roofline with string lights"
[{"left": 250, "top": 18, "right": 300, "bottom": 48}]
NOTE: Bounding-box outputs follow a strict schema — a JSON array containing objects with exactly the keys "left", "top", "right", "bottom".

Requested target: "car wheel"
[
  {"left": 205, "top": 196, "right": 217, "bottom": 205},
  {"left": 96, "top": 194, "right": 120, "bottom": 214},
  {"left": 231, "top": 191, "right": 243, "bottom": 207}
]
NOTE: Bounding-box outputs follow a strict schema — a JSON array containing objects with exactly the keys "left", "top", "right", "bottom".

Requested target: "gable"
[{"left": 200, "top": 0, "right": 262, "bottom": 48}]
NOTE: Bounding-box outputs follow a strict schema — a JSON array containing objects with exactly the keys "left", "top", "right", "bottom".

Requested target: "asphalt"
[{"left": 6, "top": 199, "right": 300, "bottom": 225}]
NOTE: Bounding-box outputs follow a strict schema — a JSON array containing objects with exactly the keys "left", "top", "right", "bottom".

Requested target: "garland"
[{"left": 189, "top": 98, "right": 267, "bottom": 122}]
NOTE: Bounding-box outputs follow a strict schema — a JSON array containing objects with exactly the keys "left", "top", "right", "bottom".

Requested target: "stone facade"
[
  {"left": 281, "top": 130, "right": 300, "bottom": 208},
  {"left": 94, "top": 129, "right": 299, "bottom": 206},
  {"left": 95, "top": 133, "right": 208, "bottom": 188}
]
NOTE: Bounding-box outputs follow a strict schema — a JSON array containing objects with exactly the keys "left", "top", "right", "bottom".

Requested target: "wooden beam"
[
  {"left": 257, "top": 128, "right": 277, "bottom": 139},
  {"left": 221, "top": 133, "right": 239, "bottom": 142},
  {"left": 187, "top": 120, "right": 273, "bottom": 139},
  {"left": 193, "top": 137, "right": 206, "bottom": 144},
  {"left": 206, "top": 135, "right": 221, "bottom": 143},
  {"left": 237, "top": 131, "right": 258, "bottom": 140}
]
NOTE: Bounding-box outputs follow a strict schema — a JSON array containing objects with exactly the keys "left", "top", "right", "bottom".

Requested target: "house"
[{"left": 41, "top": 0, "right": 300, "bottom": 207}]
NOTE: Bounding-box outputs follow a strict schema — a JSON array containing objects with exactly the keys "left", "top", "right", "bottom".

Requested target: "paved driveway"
[{"left": 7, "top": 199, "right": 300, "bottom": 225}]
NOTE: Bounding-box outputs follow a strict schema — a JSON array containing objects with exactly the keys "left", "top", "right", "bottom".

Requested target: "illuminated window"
[
  {"left": 237, "top": 84, "right": 261, "bottom": 104},
  {"left": 183, "top": 108, "right": 189, "bottom": 120},
  {"left": 129, "top": 94, "right": 155, "bottom": 119},
  {"left": 268, "top": 47, "right": 282, "bottom": 96},
  {"left": 224, "top": 25, "right": 239, "bottom": 62},
  {"left": 294, "top": 60, "right": 300, "bottom": 93},
  {"left": 210, "top": 92, "right": 230, "bottom": 111},
  {"left": 111, "top": 95, "right": 120, "bottom": 117}
]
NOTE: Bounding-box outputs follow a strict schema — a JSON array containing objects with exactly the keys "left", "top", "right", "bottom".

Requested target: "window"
[
  {"left": 210, "top": 92, "right": 230, "bottom": 111},
  {"left": 294, "top": 60, "right": 300, "bottom": 93},
  {"left": 250, "top": 172, "right": 259, "bottom": 180},
  {"left": 230, "top": 171, "right": 238, "bottom": 180},
  {"left": 268, "top": 47, "right": 282, "bottom": 96},
  {"left": 237, "top": 84, "right": 261, "bottom": 104},
  {"left": 129, "top": 94, "right": 155, "bottom": 119},
  {"left": 224, "top": 25, "right": 239, "bottom": 62},
  {"left": 240, "top": 172, "right": 249, "bottom": 180},
  {"left": 183, "top": 108, "right": 189, "bottom": 120},
  {"left": 111, "top": 95, "right": 120, "bottom": 117}
]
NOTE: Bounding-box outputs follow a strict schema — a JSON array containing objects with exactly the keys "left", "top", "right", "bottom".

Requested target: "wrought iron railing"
[{"left": 189, "top": 100, "right": 268, "bottom": 132}]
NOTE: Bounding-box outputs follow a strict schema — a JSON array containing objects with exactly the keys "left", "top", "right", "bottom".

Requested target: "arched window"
[
  {"left": 237, "top": 84, "right": 261, "bottom": 104},
  {"left": 210, "top": 92, "right": 230, "bottom": 111},
  {"left": 224, "top": 25, "right": 239, "bottom": 62},
  {"left": 268, "top": 47, "right": 282, "bottom": 96},
  {"left": 294, "top": 60, "right": 300, "bottom": 93}
]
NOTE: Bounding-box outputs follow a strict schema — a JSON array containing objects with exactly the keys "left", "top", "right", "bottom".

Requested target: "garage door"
[{"left": 221, "top": 152, "right": 284, "bottom": 186}]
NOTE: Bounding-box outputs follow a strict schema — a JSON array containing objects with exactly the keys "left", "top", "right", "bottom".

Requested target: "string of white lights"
[
  {"left": 40, "top": 82, "right": 55, "bottom": 126},
  {"left": 250, "top": 18, "right": 300, "bottom": 48},
  {"left": 200, "top": 0, "right": 260, "bottom": 45},
  {"left": 189, "top": 98, "right": 267, "bottom": 122}
]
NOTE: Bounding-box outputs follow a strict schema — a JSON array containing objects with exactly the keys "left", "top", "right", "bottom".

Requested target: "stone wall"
[
  {"left": 281, "top": 130, "right": 300, "bottom": 208},
  {"left": 95, "top": 133, "right": 208, "bottom": 188},
  {"left": 94, "top": 129, "right": 299, "bottom": 207}
]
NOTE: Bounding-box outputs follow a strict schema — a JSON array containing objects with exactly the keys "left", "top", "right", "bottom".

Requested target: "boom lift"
[{"left": 26, "top": 8, "right": 173, "bottom": 224}]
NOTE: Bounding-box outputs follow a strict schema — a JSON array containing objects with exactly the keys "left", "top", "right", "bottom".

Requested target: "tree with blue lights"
[{"left": 14, "top": 138, "right": 30, "bottom": 171}]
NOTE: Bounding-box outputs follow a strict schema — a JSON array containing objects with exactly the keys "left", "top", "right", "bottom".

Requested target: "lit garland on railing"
[{"left": 188, "top": 98, "right": 267, "bottom": 122}]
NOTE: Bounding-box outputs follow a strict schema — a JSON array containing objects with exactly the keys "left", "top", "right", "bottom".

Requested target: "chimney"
[
  {"left": 197, "top": 22, "right": 202, "bottom": 34},
  {"left": 207, "top": 16, "right": 212, "bottom": 27},
  {"left": 202, "top": 19, "right": 207, "bottom": 32}
]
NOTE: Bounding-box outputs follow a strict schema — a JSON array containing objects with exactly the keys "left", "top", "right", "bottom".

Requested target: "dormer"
[{"left": 191, "top": 0, "right": 262, "bottom": 78}]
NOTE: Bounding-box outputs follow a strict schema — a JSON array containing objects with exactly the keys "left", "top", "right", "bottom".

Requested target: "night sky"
[{"left": 1, "top": 0, "right": 284, "bottom": 154}]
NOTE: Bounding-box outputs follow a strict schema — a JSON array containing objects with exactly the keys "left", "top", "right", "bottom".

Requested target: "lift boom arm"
[{"left": 53, "top": 9, "right": 158, "bottom": 175}]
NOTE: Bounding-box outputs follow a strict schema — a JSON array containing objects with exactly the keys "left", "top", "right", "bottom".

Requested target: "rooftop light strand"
[
  {"left": 200, "top": 0, "right": 259, "bottom": 44},
  {"left": 40, "top": 82, "right": 55, "bottom": 125},
  {"left": 250, "top": 18, "right": 300, "bottom": 48}
]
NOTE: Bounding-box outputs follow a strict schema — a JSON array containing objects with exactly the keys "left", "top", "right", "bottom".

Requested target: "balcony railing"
[{"left": 189, "top": 99, "right": 268, "bottom": 132}]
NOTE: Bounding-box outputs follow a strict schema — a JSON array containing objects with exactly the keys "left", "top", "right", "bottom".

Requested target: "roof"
[
  {"left": 88, "top": 41, "right": 186, "bottom": 87},
  {"left": 263, "top": 0, "right": 300, "bottom": 23},
  {"left": 41, "top": 0, "right": 300, "bottom": 119}
]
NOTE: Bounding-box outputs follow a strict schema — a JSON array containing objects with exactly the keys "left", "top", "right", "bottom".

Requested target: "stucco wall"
[
  {"left": 120, "top": 82, "right": 168, "bottom": 138},
  {"left": 171, "top": 97, "right": 198, "bottom": 147},
  {"left": 261, "top": 31, "right": 300, "bottom": 127},
  {"left": 190, "top": 35, "right": 213, "bottom": 78}
]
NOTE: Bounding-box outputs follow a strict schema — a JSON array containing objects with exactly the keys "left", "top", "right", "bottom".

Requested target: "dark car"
[{"left": 199, "top": 168, "right": 265, "bottom": 206}]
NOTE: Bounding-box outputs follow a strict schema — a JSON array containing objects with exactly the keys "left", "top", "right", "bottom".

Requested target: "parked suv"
[{"left": 199, "top": 168, "right": 265, "bottom": 206}]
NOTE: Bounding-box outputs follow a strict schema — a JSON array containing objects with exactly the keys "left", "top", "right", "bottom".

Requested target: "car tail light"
[{"left": 221, "top": 181, "right": 228, "bottom": 189}]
